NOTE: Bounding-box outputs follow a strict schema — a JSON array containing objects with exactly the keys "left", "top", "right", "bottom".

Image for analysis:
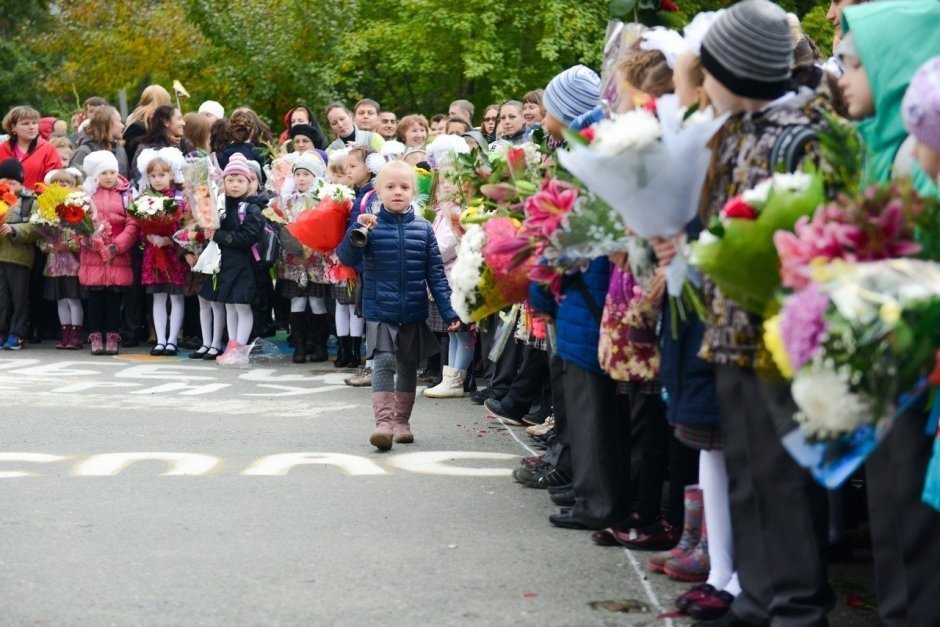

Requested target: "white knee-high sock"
[
  {"left": 67, "top": 298, "right": 83, "bottom": 326},
  {"left": 198, "top": 296, "right": 213, "bottom": 348},
  {"left": 348, "top": 304, "right": 364, "bottom": 336},
  {"left": 152, "top": 292, "right": 169, "bottom": 345},
  {"left": 235, "top": 303, "right": 253, "bottom": 344},
  {"left": 700, "top": 449, "right": 736, "bottom": 593},
  {"left": 225, "top": 304, "right": 239, "bottom": 343},
  {"left": 335, "top": 305, "right": 350, "bottom": 337},
  {"left": 308, "top": 296, "right": 327, "bottom": 315},
  {"left": 210, "top": 301, "right": 225, "bottom": 350},
  {"left": 57, "top": 299, "right": 71, "bottom": 326},
  {"left": 290, "top": 297, "right": 307, "bottom": 313},
  {"left": 168, "top": 294, "right": 184, "bottom": 345}
]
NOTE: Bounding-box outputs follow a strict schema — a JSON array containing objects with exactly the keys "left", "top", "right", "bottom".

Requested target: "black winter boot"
[
  {"left": 308, "top": 313, "right": 329, "bottom": 362},
  {"left": 334, "top": 336, "right": 350, "bottom": 368},
  {"left": 347, "top": 336, "right": 362, "bottom": 369},
  {"left": 289, "top": 312, "right": 307, "bottom": 364}
]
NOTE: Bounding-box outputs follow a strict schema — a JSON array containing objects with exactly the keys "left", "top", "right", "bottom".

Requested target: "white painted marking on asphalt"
[
  {"left": 115, "top": 364, "right": 218, "bottom": 380},
  {"left": 237, "top": 368, "right": 321, "bottom": 382},
  {"left": 623, "top": 548, "right": 674, "bottom": 627},
  {"left": 0, "top": 453, "right": 69, "bottom": 478},
  {"left": 386, "top": 451, "right": 518, "bottom": 477},
  {"left": 241, "top": 453, "right": 387, "bottom": 476},
  {"left": 74, "top": 452, "right": 221, "bottom": 476},
  {"left": 0, "top": 358, "right": 40, "bottom": 370},
  {"left": 241, "top": 384, "right": 348, "bottom": 397},
  {"left": 2, "top": 360, "right": 122, "bottom": 376},
  {"left": 53, "top": 381, "right": 141, "bottom": 393},
  {"left": 131, "top": 382, "right": 231, "bottom": 396},
  {"left": 491, "top": 416, "right": 538, "bottom": 456}
]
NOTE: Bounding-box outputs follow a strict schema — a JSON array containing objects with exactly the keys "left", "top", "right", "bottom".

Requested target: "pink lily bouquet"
[{"left": 763, "top": 181, "right": 940, "bottom": 492}]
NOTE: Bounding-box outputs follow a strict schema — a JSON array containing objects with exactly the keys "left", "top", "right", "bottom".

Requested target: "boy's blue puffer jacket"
[
  {"left": 337, "top": 206, "right": 457, "bottom": 326},
  {"left": 529, "top": 257, "right": 610, "bottom": 376}
]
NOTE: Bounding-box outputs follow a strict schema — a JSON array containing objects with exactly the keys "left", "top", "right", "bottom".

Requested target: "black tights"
[
  {"left": 635, "top": 400, "right": 700, "bottom": 527},
  {"left": 86, "top": 288, "right": 123, "bottom": 334}
]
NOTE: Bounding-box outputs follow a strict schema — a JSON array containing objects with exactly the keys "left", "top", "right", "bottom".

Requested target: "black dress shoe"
[
  {"left": 470, "top": 388, "right": 501, "bottom": 405},
  {"left": 548, "top": 510, "right": 595, "bottom": 530},
  {"left": 547, "top": 483, "right": 573, "bottom": 495},
  {"left": 550, "top": 488, "right": 575, "bottom": 507},
  {"left": 691, "top": 611, "right": 757, "bottom": 627}
]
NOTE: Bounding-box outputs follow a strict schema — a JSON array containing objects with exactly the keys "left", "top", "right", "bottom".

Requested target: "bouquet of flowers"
[
  {"left": 774, "top": 181, "right": 939, "bottom": 290},
  {"left": 285, "top": 183, "right": 355, "bottom": 254},
  {"left": 450, "top": 217, "right": 533, "bottom": 324},
  {"left": 690, "top": 171, "right": 825, "bottom": 315},
  {"left": 41, "top": 189, "right": 96, "bottom": 236},
  {"left": 182, "top": 156, "right": 222, "bottom": 230},
  {"left": 446, "top": 141, "right": 550, "bottom": 219},
  {"left": 0, "top": 181, "right": 18, "bottom": 225},
  {"left": 488, "top": 177, "right": 631, "bottom": 299},
  {"left": 129, "top": 194, "right": 181, "bottom": 235},
  {"left": 557, "top": 95, "right": 726, "bottom": 240},
  {"left": 764, "top": 259, "right": 940, "bottom": 488},
  {"left": 172, "top": 222, "right": 207, "bottom": 255}
]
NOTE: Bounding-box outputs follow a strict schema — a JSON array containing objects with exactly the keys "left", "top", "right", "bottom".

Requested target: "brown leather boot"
[
  {"left": 369, "top": 391, "right": 396, "bottom": 451},
  {"left": 392, "top": 392, "right": 417, "bottom": 443}
]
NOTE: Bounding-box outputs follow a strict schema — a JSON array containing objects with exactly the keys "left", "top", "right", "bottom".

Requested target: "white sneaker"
[{"left": 423, "top": 366, "right": 466, "bottom": 398}]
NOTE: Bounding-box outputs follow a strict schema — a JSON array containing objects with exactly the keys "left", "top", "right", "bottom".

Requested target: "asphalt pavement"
[{"left": 0, "top": 342, "right": 877, "bottom": 626}]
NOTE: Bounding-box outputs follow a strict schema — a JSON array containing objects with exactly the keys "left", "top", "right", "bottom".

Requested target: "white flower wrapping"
[
  {"left": 557, "top": 94, "right": 726, "bottom": 240},
  {"left": 449, "top": 225, "right": 486, "bottom": 324}
]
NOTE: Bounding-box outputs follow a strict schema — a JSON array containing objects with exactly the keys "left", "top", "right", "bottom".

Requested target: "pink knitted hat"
[
  {"left": 903, "top": 56, "right": 940, "bottom": 153},
  {"left": 223, "top": 152, "right": 252, "bottom": 179}
]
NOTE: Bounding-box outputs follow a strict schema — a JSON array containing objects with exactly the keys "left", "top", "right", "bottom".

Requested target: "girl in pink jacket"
[{"left": 78, "top": 150, "right": 139, "bottom": 355}]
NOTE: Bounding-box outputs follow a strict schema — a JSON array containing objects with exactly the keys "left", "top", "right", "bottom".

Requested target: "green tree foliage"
[
  {"left": 0, "top": 0, "right": 55, "bottom": 116},
  {"left": 5, "top": 1, "right": 837, "bottom": 133},
  {"left": 344, "top": 0, "right": 609, "bottom": 114}
]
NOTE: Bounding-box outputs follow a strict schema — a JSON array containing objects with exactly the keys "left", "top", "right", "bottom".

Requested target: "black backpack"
[{"left": 237, "top": 202, "right": 281, "bottom": 270}]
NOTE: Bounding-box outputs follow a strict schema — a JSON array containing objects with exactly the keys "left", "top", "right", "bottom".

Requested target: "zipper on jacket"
[{"left": 398, "top": 214, "right": 406, "bottom": 323}]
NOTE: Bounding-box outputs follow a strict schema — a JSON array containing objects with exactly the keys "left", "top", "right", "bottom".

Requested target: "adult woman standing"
[
  {"left": 123, "top": 85, "right": 172, "bottom": 167},
  {"left": 130, "top": 105, "right": 192, "bottom": 176},
  {"left": 396, "top": 114, "right": 430, "bottom": 148},
  {"left": 325, "top": 103, "right": 384, "bottom": 153},
  {"left": 495, "top": 101, "right": 526, "bottom": 146},
  {"left": 0, "top": 106, "right": 62, "bottom": 190},
  {"left": 71, "top": 106, "right": 128, "bottom": 177},
  {"left": 480, "top": 104, "right": 500, "bottom": 144},
  {"left": 278, "top": 106, "right": 327, "bottom": 149}
]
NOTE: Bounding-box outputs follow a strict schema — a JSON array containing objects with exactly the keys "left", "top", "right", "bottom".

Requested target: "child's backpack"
[{"left": 238, "top": 202, "right": 281, "bottom": 270}]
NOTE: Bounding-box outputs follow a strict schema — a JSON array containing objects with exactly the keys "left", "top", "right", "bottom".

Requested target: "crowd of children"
[{"left": 3, "top": 1, "right": 940, "bottom": 624}]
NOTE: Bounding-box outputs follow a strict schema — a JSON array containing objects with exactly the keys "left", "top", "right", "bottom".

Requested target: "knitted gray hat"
[
  {"left": 543, "top": 65, "right": 601, "bottom": 126},
  {"left": 700, "top": 0, "right": 793, "bottom": 100}
]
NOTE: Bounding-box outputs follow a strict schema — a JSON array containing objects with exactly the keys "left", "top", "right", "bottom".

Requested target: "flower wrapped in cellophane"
[
  {"left": 557, "top": 95, "right": 726, "bottom": 240},
  {"left": 449, "top": 216, "right": 533, "bottom": 324},
  {"left": 181, "top": 156, "right": 222, "bottom": 230},
  {"left": 285, "top": 183, "right": 355, "bottom": 254},
  {"left": 764, "top": 259, "right": 940, "bottom": 489},
  {"left": 690, "top": 171, "right": 825, "bottom": 315}
]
